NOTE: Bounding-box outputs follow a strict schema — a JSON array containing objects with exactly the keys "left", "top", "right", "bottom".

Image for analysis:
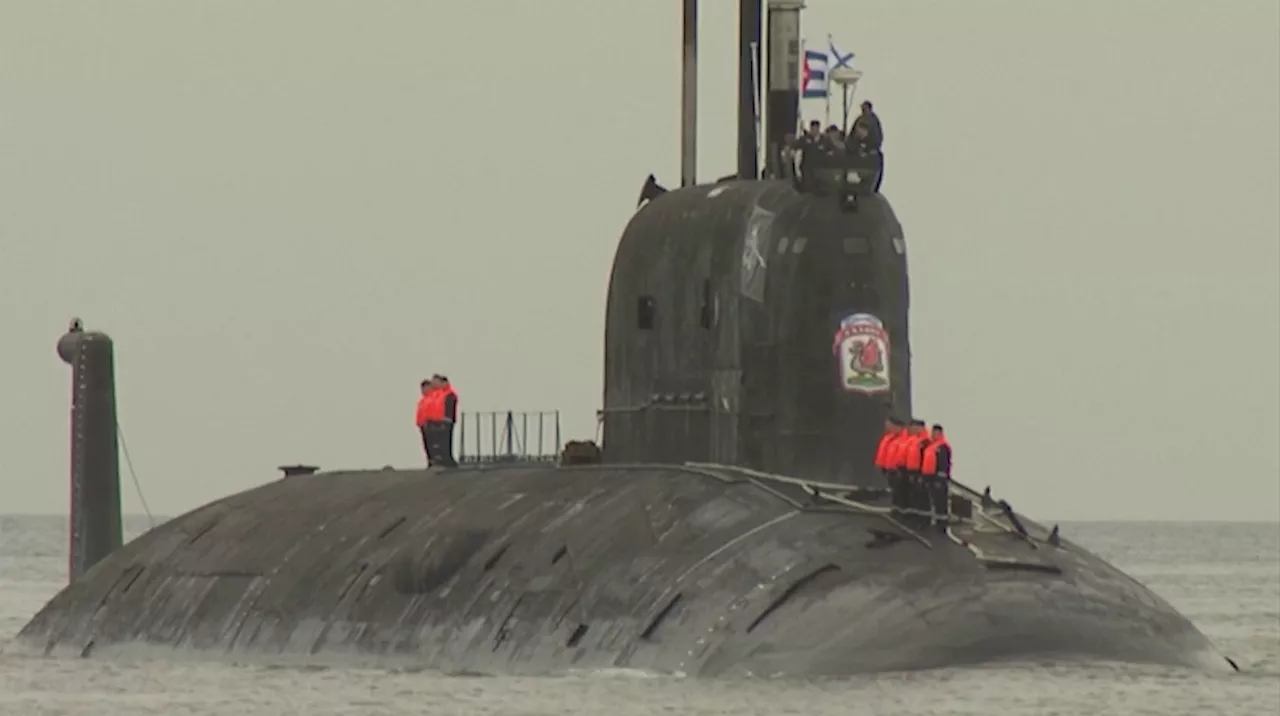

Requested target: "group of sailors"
[
  {"left": 782, "top": 100, "right": 885, "bottom": 192},
  {"left": 875, "top": 417, "right": 952, "bottom": 528},
  {"left": 414, "top": 375, "right": 459, "bottom": 467}
]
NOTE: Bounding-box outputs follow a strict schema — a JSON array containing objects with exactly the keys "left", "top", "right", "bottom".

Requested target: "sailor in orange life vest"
[
  {"left": 874, "top": 417, "right": 906, "bottom": 508},
  {"left": 424, "top": 374, "right": 460, "bottom": 468},
  {"left": 920, "top": 424, "right": 952, "bottom": 527},
  {"left": 414, "top": 379, "right": 438, "bottom": 464},
  {"left": 883, "top": 419, "right": 918, "bottom": 513},
  {"left": 901, "top": 419, "right": 931, "bottom": 513}
]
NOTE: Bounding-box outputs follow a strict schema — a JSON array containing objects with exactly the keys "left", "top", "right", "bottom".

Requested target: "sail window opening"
[
  {"left": 699, "top": 280, "right": 714, "bottom": 329},
  {"left": 637, "top": 295, "right": 656, "bottom": 330},
  {"left": 843, "top": 236, "right": 870, "bottom": 254}
]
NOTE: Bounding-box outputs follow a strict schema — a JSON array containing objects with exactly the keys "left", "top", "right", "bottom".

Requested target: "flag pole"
[
  {"left": 798, "top": 36, "right": 806, "bottom": 132},
  {"left": 824, "top": 33, "right": 833, "bottom": 126},
  {"left": 749, "top": 40, "right": 763, "bottom": 178}
]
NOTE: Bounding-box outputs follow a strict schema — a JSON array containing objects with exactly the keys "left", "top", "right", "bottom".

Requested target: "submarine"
[{"left": 16, "top": 0, "right": 1236, "bottom": 677}]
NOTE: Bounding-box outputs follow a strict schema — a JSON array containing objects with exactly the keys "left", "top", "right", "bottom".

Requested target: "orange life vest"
[
  {"left": 436, "top": 384, "right": 458, "bottom": 421},
  {"left": 415, "top": 389, "right": 437, "bottom": 427},
  {"left": 874, "top": 429, "right": 901, "bottom": 468},
  {"left": 425, "top": 387, "right": 451, "bottom": 422},
  {"left": 886, "top": 432, "right": 909, "bottom": 469},
  {"left": 903, "top": 433, "right": 928, "bottom": 471},
  {"left": 922, "top": 437, "right": 951, "bottom": 476}
]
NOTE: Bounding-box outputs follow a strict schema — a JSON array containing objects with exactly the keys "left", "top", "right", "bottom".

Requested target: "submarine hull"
[{"left": 16, "top": 465, "right": 1227, "bottom": 676}]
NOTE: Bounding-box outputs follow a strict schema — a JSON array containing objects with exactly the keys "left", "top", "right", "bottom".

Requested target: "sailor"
[
  {"left": 796, "top": 120, "right": 825, "bottom": 188},
  {"left": 843, "top": 123, "right": 880, "bottom": 195},
  {"left": 920, "top": 424, "right": 952, "bottom": 528},
  {"left": 822, "top": 125, "right": 846, "bottom": 153},
  {"left": 851, "top": 101, "right": 883, "bottom": 148},
  {"left": 414, "top": 379, "right": 438, "bottom": 465},
  {"left": 850, "top": 101, "right": 885, "bottom": 192},
  {"left": 426, "top": 375, "right": 460, "bottom": 468},
  {"left": 902, "top": 420, "right": 930, "bottom": 513},
  {"left": 884, "top": 422, "right": 914, "bottom": 512},
  {"left": 875, "top": 417, "right": 905, "bottom": 507}
]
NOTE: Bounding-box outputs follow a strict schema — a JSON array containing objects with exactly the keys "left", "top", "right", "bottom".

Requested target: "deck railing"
[{"left": 457, "top": 410, "right": 562, "bottom": 464}]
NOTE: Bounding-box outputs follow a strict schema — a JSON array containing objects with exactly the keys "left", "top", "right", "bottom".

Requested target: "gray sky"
[{"left": 2, "top": 1, "right": 1277, "bottom": 521}]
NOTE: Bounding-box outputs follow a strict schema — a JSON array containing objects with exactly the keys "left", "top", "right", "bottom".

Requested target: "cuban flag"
[{"left": 802, "top": 50, "right": 828, "bottom": 99}]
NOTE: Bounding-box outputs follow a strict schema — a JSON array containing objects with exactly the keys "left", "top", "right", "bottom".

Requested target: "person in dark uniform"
[
  {"left": 795, "top": 120, "right": 825, "bottom": 190},
  {"left": 846, "top": 123, "right": 880, "bottom": 194},
  {"left": 850, "top": 101, "right": 885, "bottom": 192},
  {"left": 920, "top": 424, "right": 952, "bottom": 528},
  {"left": 427, "top": 375, "right": 460, "bottom": 468},
  {"left": 822, "top": 124, "right": 846, "bottom": 153}
]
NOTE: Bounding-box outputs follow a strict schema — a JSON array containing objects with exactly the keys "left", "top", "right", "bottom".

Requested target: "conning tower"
[
  {"left": 601, "top": 186, "right": 909, "bottom": 485},
  {"left": 602, "top": 0, "right": 909, "bottom": 485}
]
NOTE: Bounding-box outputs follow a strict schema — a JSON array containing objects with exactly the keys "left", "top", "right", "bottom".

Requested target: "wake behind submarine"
[{"left": 18, "top": 0, "right": 1235, "bottom": 676}]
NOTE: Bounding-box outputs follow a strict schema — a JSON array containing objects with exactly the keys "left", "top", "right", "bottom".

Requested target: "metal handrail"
[{"left": 457, "top": 410, "right": 561, "bottom": 464}]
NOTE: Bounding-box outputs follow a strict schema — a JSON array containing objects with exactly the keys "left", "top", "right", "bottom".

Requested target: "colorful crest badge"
[{"left": 832, "top": 313, "right": 891, "bottom": 394}]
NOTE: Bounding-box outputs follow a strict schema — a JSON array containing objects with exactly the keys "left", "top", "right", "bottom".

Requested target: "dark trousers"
[
  {"left": 419, "top": 425, "right": 434, "bottom": 463},
  {"left": 884, "top": 469, "right": 901, "bottom": 508},
  {"left": 907, "top": 471, "right": 927, "bottom": 511},
  {"left": 889, "top": 469, "right": 920, "bottom": 511},
  {"left": 425, "top": 421, "right": 457, "bottom": 467},
  {"left": 901, "top": 473, "right": 921, "bottom": 512},
  {"left": 924, "top": 475, "right": 950, "bottom": 522}
]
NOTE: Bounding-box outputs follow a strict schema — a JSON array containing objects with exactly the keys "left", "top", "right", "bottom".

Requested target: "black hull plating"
[{"left": 17, "top": 465, "right": 1226, "bottom": 676}]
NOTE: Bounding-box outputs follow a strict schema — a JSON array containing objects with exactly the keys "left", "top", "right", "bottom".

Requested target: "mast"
[
  {"left": 736, "top": 0, "right": 762, "bottom": 180},
  {"left": 680, "top": 0, "right": 698, "bottom": 187},
  {"left": 764, "top": 0, "right": 803, "bottom": 178}
]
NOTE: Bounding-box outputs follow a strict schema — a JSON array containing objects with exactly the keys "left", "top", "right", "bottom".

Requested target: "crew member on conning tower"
[
  {"left": 850, "top": 100, "right": 885, "bottom": 192},
  {"left": 796, "top": 119, "right": 824, "bottom": 189}
]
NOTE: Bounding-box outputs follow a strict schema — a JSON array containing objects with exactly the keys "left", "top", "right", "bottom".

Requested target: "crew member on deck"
[
  {"left": 875, "top": 417, "right": 905, "bottom": 508},
  {"left": 415, "top": 379, "right": 438, "bottom": 465},
  {"left": 426, "top": 375, "right": 459, "bottom": 468},
  {"left": 920, "top": 424, "right": 952, "bottom": 528},
  {"left": 885, "top": 420, "right": 914, "bottom": 513},
  {"left": 902, "top": 420, "right": 930, "bottom": 513}
]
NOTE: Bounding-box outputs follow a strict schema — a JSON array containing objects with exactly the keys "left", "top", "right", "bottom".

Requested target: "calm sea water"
[{"left": 0, "top": 516, "right": 1276, "bottom": 716}]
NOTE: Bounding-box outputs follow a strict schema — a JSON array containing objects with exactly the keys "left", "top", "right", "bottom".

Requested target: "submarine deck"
[{"left": 18, "top": 460, "right": 1223, "bottom": 676}]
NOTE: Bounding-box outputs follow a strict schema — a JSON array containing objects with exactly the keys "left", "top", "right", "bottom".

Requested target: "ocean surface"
[{"left": 0, "top": 517, "right": 1275, "bottom": 716}]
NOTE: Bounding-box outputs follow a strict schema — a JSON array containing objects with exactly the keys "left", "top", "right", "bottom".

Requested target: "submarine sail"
[
  {"left": 601, "top": 183, "right": 908, "bottom": 486},
  {"left": 14, "top": 0, "right": 1236, "bottom": 677}
]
